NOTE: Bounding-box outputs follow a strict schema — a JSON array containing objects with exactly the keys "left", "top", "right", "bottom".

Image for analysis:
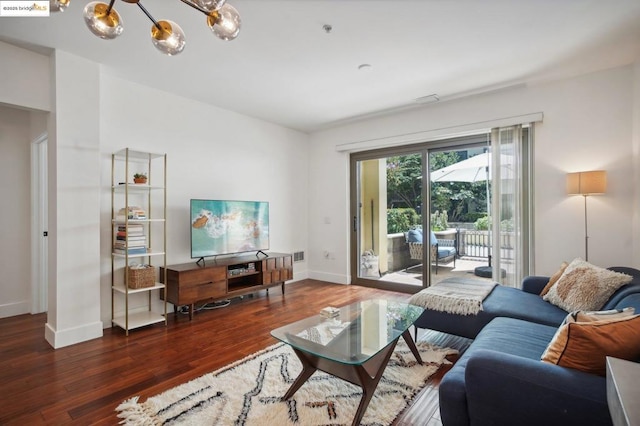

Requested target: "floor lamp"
[{"left": 566, "top": 170, "right": 607, "bottom": 262}]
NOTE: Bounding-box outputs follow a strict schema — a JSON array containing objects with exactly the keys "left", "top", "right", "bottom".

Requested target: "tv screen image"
[{"left": 190, "top": 199, "right": 269, "bottom": 258}]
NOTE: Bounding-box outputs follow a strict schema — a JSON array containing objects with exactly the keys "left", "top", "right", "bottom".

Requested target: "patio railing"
[
  {"left": 385, "top": 228, "right": 515, "bottom": 272},
  {"left": 457, "top": 229, "right": 514, "bottom": 258}
]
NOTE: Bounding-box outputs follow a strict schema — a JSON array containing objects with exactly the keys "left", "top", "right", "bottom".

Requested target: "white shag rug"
[{"left": 116, "top": 340, "right": 457, "bottom": 426}]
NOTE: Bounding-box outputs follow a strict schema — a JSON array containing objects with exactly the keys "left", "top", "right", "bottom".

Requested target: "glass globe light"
[
  {"left": 151, "top": 20, "right": 186, "bottom": 56},
  {"left": 50, "top": 0, "right": 70, "bottom": 13},
  {"left": 83, "top": 2, "right": 123, "bottom": 40},
  {"left": 194, "top": 0, "right": 226, "bottom": 12},
  {"left": 207, "top": 3, "right": 241, "bottom": 41}
]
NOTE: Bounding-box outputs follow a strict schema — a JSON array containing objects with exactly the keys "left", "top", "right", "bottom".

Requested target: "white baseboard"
[
  {"left": 308, "top": 270, "right": 350, "bottom": 284},
  {"left": 0, "top": 300, "right": 29, "bottom": 319},
  {"left": 290, "top": 270, "right": 309, "bottom": 282},
  {"left": 45, "top": 320, "right": 103, "bottom": 349}
]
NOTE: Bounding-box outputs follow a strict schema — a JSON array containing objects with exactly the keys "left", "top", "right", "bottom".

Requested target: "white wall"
[
  {"left": 0, "top": 40, "right": 49, "bottom": 111},
  {"left": 1, "top": 42, "right": 310, "bottom": 346},
  {"left": 308, "top": 65, "right": 637, "bottom": 281},
  {"left": 0, "top": 105, "right": 31, "bottom": 318},
  {"left": 632, "top": 61, "right": 640, "bottom": 264},
  {"left": 98, "top": 74, "right": 310, "bottom": 325}
]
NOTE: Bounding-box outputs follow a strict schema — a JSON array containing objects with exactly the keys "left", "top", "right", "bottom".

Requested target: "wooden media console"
[{"left": 160, "top": 252, "right": 293, "bottom": 320}]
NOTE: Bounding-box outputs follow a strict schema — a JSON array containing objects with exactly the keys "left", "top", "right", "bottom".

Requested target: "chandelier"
[{"left": 50, "top": 0, "right": 241, "bottom": 56}]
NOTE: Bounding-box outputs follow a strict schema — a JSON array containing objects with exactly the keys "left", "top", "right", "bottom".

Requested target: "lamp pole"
[{"left": 583, "top": 195, "right": 589, "bottom": 262}]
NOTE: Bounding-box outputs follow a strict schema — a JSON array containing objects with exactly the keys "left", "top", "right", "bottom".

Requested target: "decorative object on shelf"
[
  {"left": 50, "top": 0, "right": 241, "bottom": 56},
  {"left": 566, "top": 170, "right": 607, "bottom": 261},
  {"left": 117, "top": 206, "right": 147, "bottom": 220},
  {"left": 133, "top": 173, "right": 147, "bottom": 184},
  {"left": 127, "top": 264, "right": 156, "bottom": 289}
]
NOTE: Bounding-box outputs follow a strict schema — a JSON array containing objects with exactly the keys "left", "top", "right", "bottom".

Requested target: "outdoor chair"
[{"left": 405, "top": 229, "right": 456, "bottom": 274}]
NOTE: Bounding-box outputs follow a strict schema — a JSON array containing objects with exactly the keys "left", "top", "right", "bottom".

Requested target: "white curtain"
[{"left": 490, "top": 124, "right": 533, "bottom": 287}]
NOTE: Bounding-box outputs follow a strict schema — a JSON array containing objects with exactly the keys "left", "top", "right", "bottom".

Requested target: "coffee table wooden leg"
[
  {"left": 350, "top": 340, "right": 402, "bottom": 426},
  {"left": 283, "top": 348, "right": 317, "bottom": 400},
  {"left": 402, "top": 329, "right": 423, "bottom": 365},
  {"left": 351, "top": 367, "right": 379, "bottom": 426}
]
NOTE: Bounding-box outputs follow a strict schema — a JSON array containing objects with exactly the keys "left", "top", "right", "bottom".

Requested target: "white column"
[{"left": 45, "top": 50, "right": 103, "bottom": 348}]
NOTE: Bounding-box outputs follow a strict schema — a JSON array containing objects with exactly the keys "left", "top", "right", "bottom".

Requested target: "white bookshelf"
[{"left": 111, "top": 148, "right": 167, "bottom": 335}]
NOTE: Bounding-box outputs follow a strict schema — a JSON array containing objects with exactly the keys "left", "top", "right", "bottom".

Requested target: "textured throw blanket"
[{"left": 409, "top": 278, "right": 497, "bottom": 315}]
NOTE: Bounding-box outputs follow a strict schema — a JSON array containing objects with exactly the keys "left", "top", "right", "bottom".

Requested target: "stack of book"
[
  {"left": 114, "top": 223, "right": 147, "bottom": 255},
  {"left": 320, "top": 306, "right": 340, "bottom": 319},
  {"left": 116, "top": 206, "right": 147, "bottom": 221}
]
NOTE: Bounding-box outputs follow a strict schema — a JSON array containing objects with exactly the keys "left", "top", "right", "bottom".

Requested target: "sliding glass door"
[
  {"left": 351, "top": 151, "right": 425, "bottom": 292},
  {"left": 350, "top": 127, "right": 533, "bottom": 291}
]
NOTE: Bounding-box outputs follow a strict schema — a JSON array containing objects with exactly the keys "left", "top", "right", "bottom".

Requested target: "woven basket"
[{"left": 127, "top": 265, "right": 155, "bottom": 289}]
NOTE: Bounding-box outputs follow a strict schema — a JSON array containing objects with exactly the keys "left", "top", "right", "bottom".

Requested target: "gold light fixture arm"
[
  {"left": 136, "top": 2, "right": 164, "bottom": 32},
  {"left": 177, "top": 0, "right": 221, "bottom": 25},
  {"left": 105, "top": 0, "right": 116, "bottom": 13},
  {"left": 54, "top": 0, "right": 240, "bottom": 52}
]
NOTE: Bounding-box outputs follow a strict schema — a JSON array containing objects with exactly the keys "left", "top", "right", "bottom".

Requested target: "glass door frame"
[{"left": 349, "top": 134, "right": 495, "bottom": 293}]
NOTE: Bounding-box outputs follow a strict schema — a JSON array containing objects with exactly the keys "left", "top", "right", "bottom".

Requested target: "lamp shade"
[{"left": 566, "top": 170, "right": 607, "bottom": 195}]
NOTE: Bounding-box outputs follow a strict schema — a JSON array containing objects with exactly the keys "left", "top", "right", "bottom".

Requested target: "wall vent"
[{"left": 293, "top": 251, "right": 305, "bottom": 262}]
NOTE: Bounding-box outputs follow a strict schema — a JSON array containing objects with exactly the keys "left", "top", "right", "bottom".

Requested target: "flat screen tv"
[{"left": 190, "top": 199, "right": 269, "bottom": 259}]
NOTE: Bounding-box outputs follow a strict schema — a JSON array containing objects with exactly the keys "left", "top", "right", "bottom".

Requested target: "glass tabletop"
[{"left": 271, "top": 299, "right": 424, "bottom": 365}]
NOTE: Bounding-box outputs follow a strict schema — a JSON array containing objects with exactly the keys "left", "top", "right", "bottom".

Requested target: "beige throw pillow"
[
  {"left": 543, "top": 258, "right": 632, "bottom": 312},
  {"left": 540, "top": 261, "right": 569, "bottom": 296},
  {"left": 573, "top": 307, "right": 635, "bottom": 322},
  {"left": 541, "top": 308, "right": 640, "bottom": 376}
]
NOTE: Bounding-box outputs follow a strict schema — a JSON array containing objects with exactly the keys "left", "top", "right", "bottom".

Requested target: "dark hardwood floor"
[{"left": 0, "top": 279, "right": 467, "bottom": 425}]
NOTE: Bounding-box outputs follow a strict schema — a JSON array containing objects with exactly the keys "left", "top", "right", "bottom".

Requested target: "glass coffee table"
[{"left": 271, "top": 299, "right": 424, "bottom": 426}]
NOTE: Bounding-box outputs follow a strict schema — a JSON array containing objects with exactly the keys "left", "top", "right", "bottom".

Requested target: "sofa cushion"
[
  {"left": 543, "top": 258, "right": 632, "bottom": 312},
  {"left": 406, "top": 229, "right": 422, "bottom": 242},
  {"left": 439, "top": 318, "right": 558, "bottom": 426},
  {"left": 539, "top": 261, "right": 568, "bottom": 296},
  {"left": 541, "top": 309, "right": 640, "bottom": 376},
  {"left": 430, "top": 230, "right": 438, "bottom": 245},
  {"left": 573, "top": 307, "right": 635, "bottom": 322},
  {"left": 414, "top": 285, "right": 568, "bottom": 339},
  {"left": 437, "top": 246, "right": 456, "bottom": 257}
]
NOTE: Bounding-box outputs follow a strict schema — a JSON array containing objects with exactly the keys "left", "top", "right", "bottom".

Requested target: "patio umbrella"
[
  {"left": 430, "top": 152, "right": 513, "bottom": 272},
  {"left": 430, "top": 152, "right": 513, "bottom": 183}
]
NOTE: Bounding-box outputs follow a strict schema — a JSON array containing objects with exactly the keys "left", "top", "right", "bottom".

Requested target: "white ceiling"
[{"left": 1, "top": 0, "right": 640, "bottom": 133}]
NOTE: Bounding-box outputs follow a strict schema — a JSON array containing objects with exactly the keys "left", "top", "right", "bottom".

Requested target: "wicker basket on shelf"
[{"left": 126, "top": 265, "right": 155, "bottom": 289}]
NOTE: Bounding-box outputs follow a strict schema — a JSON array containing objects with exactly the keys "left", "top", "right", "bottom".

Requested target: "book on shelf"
[
  {"left": 117, "top": 230, "right": 145, "bottom": 237},
  {"left": 118, "top": 223, "right": 144, "bottom": 229},
  {"left": 113, "top": 247, "right": 148, "bottom": 255},
  {"left": 116, "top": 235, "right": 146, "bottom": 241},
  {"left": 114, "top": 242, "right": 146, "bottom": 249},
  {"left": 116, "top": 215, "right": 147, "bottom": 222},
  {"left": 118, "top": 206, "right": 146, "bottom": 218},
  {"left": 117, "top": 225, "right": 144, "bottom": 231}
]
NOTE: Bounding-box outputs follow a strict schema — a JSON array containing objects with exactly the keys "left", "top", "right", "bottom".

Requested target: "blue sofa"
[{"left": 413, "top": 267, "right": 640, "bottom": 426}]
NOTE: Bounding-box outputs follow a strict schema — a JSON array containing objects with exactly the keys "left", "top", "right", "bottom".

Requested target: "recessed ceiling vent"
[{"left": 414, "top": 94, "right": 440, "bottom": 104}]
